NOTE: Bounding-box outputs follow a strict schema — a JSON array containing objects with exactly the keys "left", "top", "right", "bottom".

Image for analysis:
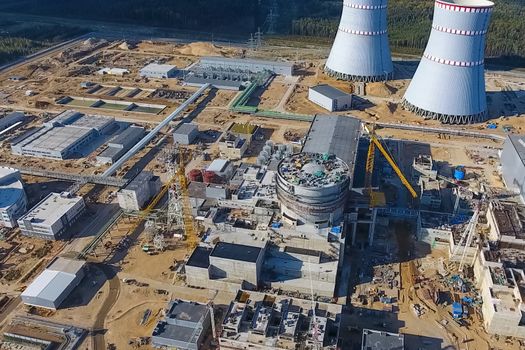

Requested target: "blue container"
[{"left": 454, "top": 166, "right": 466, "bottom": 181}]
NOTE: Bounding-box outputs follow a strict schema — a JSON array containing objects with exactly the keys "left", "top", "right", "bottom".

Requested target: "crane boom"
[
  {"left": 177, "top": 147, "right": 198, "bottom": 249},
  {"left": 370, "top": 135, "right": 418, "bottom": 199}
]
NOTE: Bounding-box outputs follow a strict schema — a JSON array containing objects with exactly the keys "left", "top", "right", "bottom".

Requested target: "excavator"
[{"left": 364, "top": 124, "right": 418, "bottom": 207}]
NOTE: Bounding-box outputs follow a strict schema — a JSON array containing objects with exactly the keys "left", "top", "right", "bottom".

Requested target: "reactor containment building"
[
  {"left": 325, "top": 0, "right": 393, "bottom": 82},
  {"left": 403, "top": 0, "right": 494, "bottom": 124},
  {"left": 276, "top": 152, "right": 351, "bottom": 227}
]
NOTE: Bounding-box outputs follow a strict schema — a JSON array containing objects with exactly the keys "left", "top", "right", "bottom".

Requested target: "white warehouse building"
[
  {"left": 18, "top": 192, "right": 86, "bottom": 240},
  {"left": 21, "top": 257, "right": 86, "bottom": 310},
  {"left": 501, "top": 134, "right": 525, "bottom": 204},
  {"left": 0, "top": 167, "right": 27, "bottom": 228},
  {"left": 140, "top": 63, "right": 178, "bottom": 79},
  {"left": 308, "top": 84, "right": 353, "bottom": 112}
]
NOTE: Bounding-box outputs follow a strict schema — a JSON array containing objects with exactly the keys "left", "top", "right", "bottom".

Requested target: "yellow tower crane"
[
  {"left": 364, "top": 124, "right": 417, "bottom": 207},
  {"left": 176, "top": 146, "right": 198, "bottom": 250}
]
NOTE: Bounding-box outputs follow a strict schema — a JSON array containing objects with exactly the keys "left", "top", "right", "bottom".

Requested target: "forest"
[{"left": 1, "top": 0, "right": 524, "bottom": 62}]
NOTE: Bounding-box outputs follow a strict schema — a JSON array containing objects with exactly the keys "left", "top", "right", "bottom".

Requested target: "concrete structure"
[
  {"left": 97, "top": 67, "right": 129, "bottom": 76},
  {"left": 186, "top": 242, "right": 266, "bottom": 290},
  {"left": 218, "top": 133, "right": 248, "bottom": 160},
  {"left": 501, "top": 135, "right": 525, "bottom": 203},
  {"left": 403, "top": 0, "right": 494, "bottom": 124},
  {"left": 207, "top": 159, "right": 234, "bottom": 180},
  {"left": 486, "top": 201, "right": 525, "bottom": 249},
  {"left": 0, "top": 111, "right": 25, "bottom": 132},
  {"left": 97, "top": 126, "right": 145, "bottom": 164},
  {"left": 325, "top": 0, "right": 393, "bottom": 82},
  {"left": 277, "top": 152, "right": 351, "bottom": 227},
  {"left": 0, "top": 167, "right": 27, "bottom": 228},
  {"left": 140, "top": 63, "right": 177, "bottom": 79},
  {"left": 173, "top": 123, "right": 199, "bottom": 145},
  {"left": 117, "top": 171, "right": 161, "bottom": 211},
  {"left": 474, "top": 247, "right": 525, "bottom": 338},
  {"left": 361, "top": 329, "right": 404, "bottom": 350},
  {"left": 18, "top": 192, "right": 85, "bottom": 240},
  {"left": 152, "top": 300, "right": 212, "bottom": 350},
  {"left": 308, "top": 85, "right": 352, "bottom": 112},
  {"left": 20, "top": 258, "right": 86, "bottom": 310},
  {"left": 11, "top": 110, "right": 115, "bottom": 160},
  {"left": 220, "top": 290, "right": 341, "bottom": 350},
  {"left": 199, "top": 57, "right": 294, "bottom": 76}
]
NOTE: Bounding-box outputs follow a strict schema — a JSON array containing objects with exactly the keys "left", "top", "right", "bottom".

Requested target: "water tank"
[
  {"left": 265, "top": 140, "right": 274, "bottom": 148},
  {"left": 454, "top": 166, "right": 466, "bottom": 181},
  {"left": 260, "top": 150, "right": 270, "bottom": 160},
  {"left": 203, "top": 171, "right": 218, "bottom": 184},
  {"left": 263, "top": 145, "right": 273, "bottom": 155},
  {"left": 188, "top": 169, "right": 203, "bottom": 182},
  {"left": 257, "top": 156, "right": 267, "bottom": 166}
]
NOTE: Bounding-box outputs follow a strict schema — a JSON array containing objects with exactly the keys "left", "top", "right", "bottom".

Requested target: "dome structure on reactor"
[
  {"left": 403, "top": 0, "right": 494, "bottom": 124},
  {"left": 325, "top": 0, "right": 393, "bottom": 82}
]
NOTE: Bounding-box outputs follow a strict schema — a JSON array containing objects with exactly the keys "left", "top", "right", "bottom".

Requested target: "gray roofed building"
[
  {"left": 501, "top": 134, "right": 525, "bottom": 204},
  {"left": 0, "top": 167, "right": 27, "bottom": 228},
  {"left": 97, "top": 126, "right": 145, "bottom": 164},
  {"left": 362, "top": 329, "right": 404, "bottom": 350},
  {"left": 20, "top": 257, "right": 86, "bottom": 310},
  {"left": 199, "top": 56, "right": 294, "bottom": 76},
  {"left": 151, "top": 300, "right": 212, "bottom": 350},
  {"left": 302, "top": 115, "right": 361, "bottom": 171},
  {"left": 140, "top": 63, "right": 178, "bottom": 79},
  {"left": 309, "top": 84, "right": 353, "bottom": 112},
  {"left": 174, "top": 123, "right": 199, "bottom": 145},
  {"left": 210, "top": 242, "right": 262, "bottom": 263}
]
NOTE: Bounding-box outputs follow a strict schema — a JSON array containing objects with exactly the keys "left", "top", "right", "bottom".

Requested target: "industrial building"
[
  {"left": 199, "top": 57, "right": 294, "bottom": 76},
  {"left": 151, "top": 300, "right": 212, "bottom": 350},
  {"left": 276, "top": 152, "right": 351, "bottom": 227},
  {"left": 186, "top": 242, "right": 266, "bottom": 290},
  {"left": 361, "top": 329, "right": 404, "bottom": 350},
  {"left": 486, "top": 201, "right": 525, "bottom": 249},
  {"left": 0, "top": 167, "right": 27, "bottom": 228},
  {"left": 20, "top": 257, "right": 86, "bottom": 310},
  {"left": 173, "top": 123, "right": 199, "bottom": 145},
  {"left": 140, "top": 63, "right": 178, "bottom": 79},
  {"left": 403, "top": 0, "right": 494, "bottom": 124},
  {"left": 218, "top": 132, "right": 248, "bottom": 160},
  {"left": 325, "top": 0, "right": 393, "bottom": 82},
  {"left": 0, "top": 111, "right": 25, "bottom": 133},
  {"left": 97, "top": 67, "right": 129, "bottom": 76},
  {"left": 11, "top": 110, "right": 115, "bottom": 160},
  {"left": 18, "top": 192, "right": 86, "bottom": 240},
  {"left": 308, "top": 84, "right": 352, "bottom": 112},
  {"left": 501, "top": 134, "right": 525, "bottom": 203},
  {"left": 220, "top": 290, "right": 341, "bottom": 350},
  {"left": 97, "top": 126, "right": 145, "bottom": 164},
  {"left": 117, "top": 171, "right": 162, "bottom": 211}
]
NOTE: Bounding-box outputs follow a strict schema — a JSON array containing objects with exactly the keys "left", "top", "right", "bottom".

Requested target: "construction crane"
[
  {"left": 451, "top": 203, "right": 481, "bottom": 271},
  {"left": 364, "top": 124, "right": 418, "bottom": 207},
  {"left": 176, "top": 146, "right": 199, "bottom": 250}
]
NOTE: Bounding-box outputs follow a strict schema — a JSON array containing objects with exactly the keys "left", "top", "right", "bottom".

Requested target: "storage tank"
[
  {"left": 203, "top": 171, "right": 219, "bottom": 184},
  {"left": 188, "top": 169, "right": 203, "bottom": 182},
  {"left": 403, "top": 0, "right": 494, "bottom": 124},
  {"left": 263, "top": 145, "right": 273, "bottom": 155}
]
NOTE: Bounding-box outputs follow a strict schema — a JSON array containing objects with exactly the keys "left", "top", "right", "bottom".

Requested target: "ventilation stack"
[
  {"left": 403, "top": 0, "right": 494, "bottom": 124},
  {"left": 325, "top": 0, "right": 393, "bottom": 82}
]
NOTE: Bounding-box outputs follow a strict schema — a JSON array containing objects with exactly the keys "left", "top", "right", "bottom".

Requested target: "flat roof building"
[
  {"left": 199, "top": 57, "right": 294, "bottom": 76},
  {"left": 308, "top": 84, "right": 352, "bottom": 112},
  {"left": 152, "top": 300, "right": 212, "bottom": 350},
  {"left": 173, "top": 123, "right": 199, "bottom": 145},
  {"left": 501, "top": 134, "right": 525, "bottom": 204},
  {"left": 140, "top": 63, "right": 178, "bottom": 79},
  {"left": 0, "top": 167, "right": 27, "bottom": 228},
  {"left": 18, "top": 192, "right": 86, "bottom": 240},
  {"left": 12, "top": 110, "right": 115, "bottom": 160},
  {"left": 97, "top": 126, "right": 145, "bottom": 164},
  {"left": 21, "top": 257, "right": 86, "bottom": 310},
  {"left": 0, "top": 111, "right": 25, "bottom": 132},
  {"left": 117, "top": 171, "right": 161, "bottom": 211},
  {"left": 361, "top": 329, "right": 405, "bottom": 350}
]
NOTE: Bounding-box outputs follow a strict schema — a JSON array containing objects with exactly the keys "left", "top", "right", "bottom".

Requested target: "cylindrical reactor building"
[
  {"left": 276, "top": 153, "right": 350, "bottom": 227},
  {"left": 325, "top": 0, "right": 393, "bottom": 82},
  {"left": 403, "top": 0, "right": 494, "bottom": 124}
]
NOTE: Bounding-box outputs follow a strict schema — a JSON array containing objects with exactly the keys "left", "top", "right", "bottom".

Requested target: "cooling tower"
[
  {"left": 403, "top": 0, "right": 494, "bottom": 124},
  {"left": 325, "top": 0, "right": 393, "bottom": 82}
]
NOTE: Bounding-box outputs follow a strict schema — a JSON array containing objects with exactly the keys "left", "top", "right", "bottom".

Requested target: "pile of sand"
[
  {"left": 366, "top": 82, "right": 398, "bottom": 97},
  {"left": 177, "top": 42, "right": 225, "bottom": 57}
]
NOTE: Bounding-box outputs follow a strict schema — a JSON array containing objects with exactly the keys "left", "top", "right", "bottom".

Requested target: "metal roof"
[
  {"left": 18, "top": 193, "right": 83, "bottom": 227},
  {"left": 186, "top": 246, "right": 212, "bottom": 268},
  {"left": 310, "top": 84, "right": 351, "bottom": 100},
  {"left": 108, "top": 126, "right": 144, "bottom": 147},
  {"left": 21, "top": 258, "right": 85, "bottom": 302},
  {"left": 200, "top": 56, "right": 293, "bottom": 69},
  {"left": 210, "top": 242, "right": 262, "bottom": 263},
  {"left": 207, "top": 159, "right": 229, "bottom": 173},
  {"left": 0, "top": 167, "right": 24, "bottom": 210},
  {"left": 174, "top": 123, "right": 198, "bottom": 136},
  {"left": 302, "top": 115, "right": 361, "bottom": 170},
  {"left": 362, "top": 329, "right": 404, "bottom": 350},
  {"left": 140, "top": 63, "right": 177, "bottom": 74},
  {"left": 508, "top": 135, "right": 525, "bottom": 166}
]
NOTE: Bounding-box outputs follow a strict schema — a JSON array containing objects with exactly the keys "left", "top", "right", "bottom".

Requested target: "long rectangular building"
[
  {"left": 18, "top": 192, "right": 86, "bottom": 240},
  {"left": 501, "top": 134, "right": 525, "bottom": 203},
  {"left": 199, "top": 57, "right": 294, "bottom": 76}
]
